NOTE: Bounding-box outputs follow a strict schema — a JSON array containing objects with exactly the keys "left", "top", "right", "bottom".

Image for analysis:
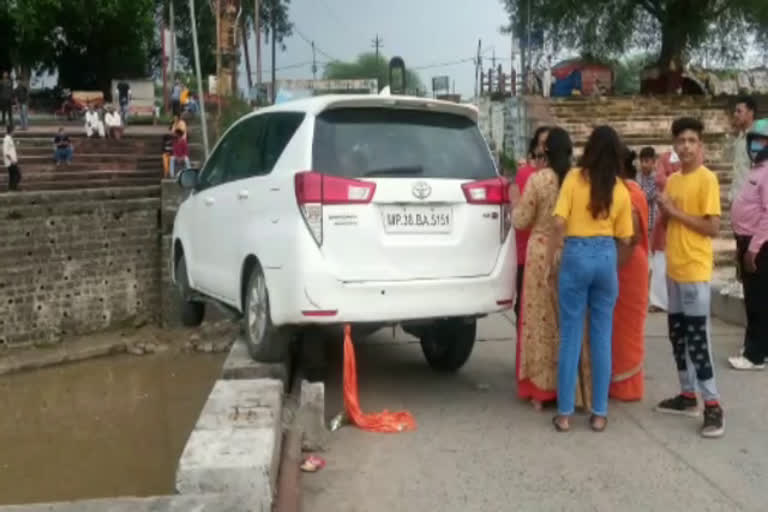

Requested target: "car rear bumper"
[{"left": 267, "top": 246, "right": 516, "bottom": 326}]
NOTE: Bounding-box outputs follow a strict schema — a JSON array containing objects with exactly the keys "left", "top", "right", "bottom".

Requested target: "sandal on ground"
[
  {"left": 590, "top": 414, "right": 607, "bottom": 432},
  {"left": 552, "top": 415, "right": 570, "bottom": 432}
]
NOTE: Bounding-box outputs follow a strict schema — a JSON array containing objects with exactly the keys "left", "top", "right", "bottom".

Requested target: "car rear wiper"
[{"left": 362, "top": 165, "right": 424, "bottom": 177}]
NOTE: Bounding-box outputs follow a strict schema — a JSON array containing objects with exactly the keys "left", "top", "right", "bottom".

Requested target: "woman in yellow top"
[{"left": 549, "top": 126, "right": 634, "bottom": 432}]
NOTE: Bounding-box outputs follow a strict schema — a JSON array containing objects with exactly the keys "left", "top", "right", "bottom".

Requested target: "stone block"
[
  {"left": 299, "top": 380, "right": 329, "bottom": 452},
  {"left": 176, "top": 379, "right": 284, "bottom": 511},
  {"left": 711, "top": 283, "right": 746, "bottom": 327},
  {"left": 221, "top": 340, "right": 289, "bottom": 386},
  {"left": 0, "top": 494, "right": 264, "bottom": 512}
]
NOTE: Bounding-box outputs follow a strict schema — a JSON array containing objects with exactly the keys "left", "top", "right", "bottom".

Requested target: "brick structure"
[{"left": 0, "top": 186, "right": 162, "bottom": 346}]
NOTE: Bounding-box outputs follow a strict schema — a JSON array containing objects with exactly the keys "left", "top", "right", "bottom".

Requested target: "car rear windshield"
[{"left": 312, "top": 107, "right": 497, "bottom": 180}]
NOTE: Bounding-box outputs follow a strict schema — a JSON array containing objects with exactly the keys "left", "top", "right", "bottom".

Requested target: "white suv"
[{"left": 172, "top": 93, "right": 516, "bottom": 371}]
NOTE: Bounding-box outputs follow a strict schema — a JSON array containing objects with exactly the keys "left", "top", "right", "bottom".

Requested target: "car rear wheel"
[
  {"left": 242, "top": 266, "right": 290, "bottom": 363},
  {"left": 175, "top": 255, "right": 205, "bottom": 327},
  {"left": 420, "top": 318, "right": 477, "bottom": 372}
]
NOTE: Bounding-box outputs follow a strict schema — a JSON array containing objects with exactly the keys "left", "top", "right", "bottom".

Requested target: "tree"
[
  {"left": 1, "top": 0, "right": 156, "bottom": 92},
  {"left": 613, "top": 53, "right": 655, "bottom": 95},
  {"left": 501, "top": 0, "right": 768, "bottom": 78},
  {"left": 56, "top": 0, "right": 157, "bottom": 93},
  {"left": 167, "top": 0, "right": 292, "bottom": 93},
  {"left": 324, "top": 53, "right": 425, "bottom": 95}
]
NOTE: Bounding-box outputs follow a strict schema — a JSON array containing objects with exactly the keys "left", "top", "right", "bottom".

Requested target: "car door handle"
[
  {"left": 238, "top": 190, "right": 249, "bottom": 200},
  {"left": 204, "top": 197, "right": 215, "bottom": 206}
]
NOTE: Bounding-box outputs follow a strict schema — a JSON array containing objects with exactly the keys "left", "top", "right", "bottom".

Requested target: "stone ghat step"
[
  {"left": 1, "top": 168, "right": 159, "bottom": 181},
  {"left": 0, "top": 176, "right": 160, "bottom": 191},
  {"left": 18, "top": 153, "right": 159, "bottom": 164},
  {"left": 14, "top": 161, "right": 160, "bottom": 173}
]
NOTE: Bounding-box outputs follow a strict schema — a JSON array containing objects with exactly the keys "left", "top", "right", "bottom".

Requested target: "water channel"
[{"left": 0, "top": 350, "right": 225, "bottom": 505}]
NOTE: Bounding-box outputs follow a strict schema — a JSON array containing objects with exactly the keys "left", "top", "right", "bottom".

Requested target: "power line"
[
  {"left": 293, "top": 25, "right": 338, "bottom": 62},
  {"left": 412, "top": 56, "right": 476, "bottom": 71}
]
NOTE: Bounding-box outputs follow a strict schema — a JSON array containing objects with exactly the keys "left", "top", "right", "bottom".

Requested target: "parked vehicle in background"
[{"left": 171, "top": 92, "right": 516, "bottom": 372}]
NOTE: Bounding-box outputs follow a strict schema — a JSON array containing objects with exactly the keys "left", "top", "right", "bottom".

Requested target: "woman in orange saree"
[{"left": 610, "top": 151, "right": 650, "bottom": 401}]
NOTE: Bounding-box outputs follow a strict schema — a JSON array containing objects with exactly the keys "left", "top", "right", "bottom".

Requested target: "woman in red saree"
[{"left": 610, "top": 150, "right": 650, "bottom": 401}]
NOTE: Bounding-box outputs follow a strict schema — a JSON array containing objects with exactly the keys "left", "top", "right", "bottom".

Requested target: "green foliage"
[
  {"left": 323, "top": 53, "right": 425, "bottom": 95},
  {"left": 0, "top": 0, "right": 156, "bottom": 91},
  {"left": 607, "top": 53, "right": 655, "bottom": 95},
  {"left": 216, "top": 95, "right": 252, "bottom": 141},
  {"left": 500, "top": 0, "right": 768, "bottom": 70}
]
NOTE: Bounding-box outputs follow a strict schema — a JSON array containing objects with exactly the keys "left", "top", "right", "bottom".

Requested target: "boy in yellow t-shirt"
[{"left": 655, "top": 117, "right": 724, "bottom": 439}]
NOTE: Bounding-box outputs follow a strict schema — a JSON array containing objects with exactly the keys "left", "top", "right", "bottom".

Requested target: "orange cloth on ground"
[
  {"left": 343, "top": 325, "right": 416, "bottom": 433},
  {"left": 610, "top": 180, "right": 650, "bottom": 401}
]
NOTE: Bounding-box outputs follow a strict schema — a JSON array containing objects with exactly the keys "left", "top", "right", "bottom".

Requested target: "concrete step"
[
  {"left": 14, "top": 161, "right": 160, "bottom": 172},
  {"left": 0, "top": 176, "right": 160, "bottom": 191}
]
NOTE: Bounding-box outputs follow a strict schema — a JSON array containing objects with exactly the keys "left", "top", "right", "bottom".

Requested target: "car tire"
[
  {"left": 420, "top": 318, "right": 477, "bottom": 372},
  {"left": 175, "top": 256, "right": 205, "bottom": 327},
  {"left": 242, "top": 265, "right": 290, "bottom": 363}
]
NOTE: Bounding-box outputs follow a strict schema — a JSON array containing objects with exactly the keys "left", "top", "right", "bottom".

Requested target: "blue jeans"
[
  {"left": 55, "top": 146, "right": 73, "bottom": 163},
  {"left": 19, "top": 104, "right": 28, "bottom": 129},
  {"left": 557, "top": 237, "right": 618, "bottom": 416}
]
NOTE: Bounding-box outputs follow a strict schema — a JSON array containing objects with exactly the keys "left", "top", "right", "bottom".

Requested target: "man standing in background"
[
  {"left": 14, "top": 80, "right": 29, "bottom": 130},
  {"left": 0, "top": 72, "right": 13, "bottom": 126},
  {"left": 170, "top": 80, "right": 182, "bottom": 116},
  {"left": 4, "top": 124, "right": 20, "bottom": 191},
  {"left": 730, "top": 97, "right": 757, "bottom": 203},
  {"left": 116, "top": 80, "right": 131, "bottom": 123}
]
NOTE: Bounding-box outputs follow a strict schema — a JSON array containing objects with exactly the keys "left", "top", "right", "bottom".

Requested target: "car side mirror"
[{"left": 178, "top": 168, "right": 199, "bottom": 190}]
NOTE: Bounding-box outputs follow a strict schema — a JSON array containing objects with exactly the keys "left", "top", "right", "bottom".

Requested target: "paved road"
[{"left": 302, "top": 313, "right": 767, "bottom": 512}]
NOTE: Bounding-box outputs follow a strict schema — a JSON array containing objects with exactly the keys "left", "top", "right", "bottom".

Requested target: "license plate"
[{"left": 381, "top": 206, "right": 453, "bottom": 233}]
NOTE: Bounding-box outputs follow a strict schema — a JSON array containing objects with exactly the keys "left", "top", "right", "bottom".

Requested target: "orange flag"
[{"left": 342, "top": 325, "right": 417, "bottom": 433}]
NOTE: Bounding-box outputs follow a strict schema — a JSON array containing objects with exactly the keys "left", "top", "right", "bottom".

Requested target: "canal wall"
[{"left": 0, "top": 186, "right": 163, "bottom": 347}]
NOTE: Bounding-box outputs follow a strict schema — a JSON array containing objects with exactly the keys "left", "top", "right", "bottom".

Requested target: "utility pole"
[
  {"left": 189, "top": 0, "right": 209, "bottom": 157},
  {"left": 255, "top": 0, "right": 262, "bottom": 87},
  {"left": 474, "top": 39, "right": 482, "bottom": 99},
  {"left": 169, "top": 0, "right": 176, "bottom": 88},
  {"left": 311, "top": 41, "right": 317, "bottom": 80},
  {"left": 372, "top": 34, "right": 383, "bottom": 60},
  {"left": 271, "top": 0, "right": 276, "bottom": 103}
]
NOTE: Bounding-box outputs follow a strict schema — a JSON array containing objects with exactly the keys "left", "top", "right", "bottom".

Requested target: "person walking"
[
  {"left": 3, "top": 124, "right": 20, "bottom": 191},
  {"left": 511, "top": 127, "right": 583, "bottom": 410},
  {"left": 171, "top": 80, "right": 183, "bottom": 116},
  {"left": 0, "top": 72, "right": 12, "bottom": 127},
  {"left": 655, "top": 117, "right": 725, "bottom": 439},
  {"left": 14, "top": 80, "right": 29, "bottom": 130},
  {"left": 609, "top": 148, "right": 650, "bottom": 401},
  {"left": 727, "top": 119, "right": 768, "bottom": 371},
  {"left": 513, "top": 126, "right": 550, "bottom": 329},
  {"left": 550, "top": 126, "right": 634, "bottom": 432}
]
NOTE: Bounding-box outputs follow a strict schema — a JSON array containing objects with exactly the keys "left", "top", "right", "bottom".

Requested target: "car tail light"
[
  {"left": 295, "top": 171, "right": 376, "bottom": 246},
  {"left": 461, "top": 177, "right": 509, "bottom": 205},
  {"left": 462, "top": 177, "right": 512, "bottom": 242}
]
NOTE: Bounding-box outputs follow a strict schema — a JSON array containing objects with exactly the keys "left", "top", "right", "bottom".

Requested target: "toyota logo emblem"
[{"left": 412, "top": 181, "right": 432, "bottom": 200}]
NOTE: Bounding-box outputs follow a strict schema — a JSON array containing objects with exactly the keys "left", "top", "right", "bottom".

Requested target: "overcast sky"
[{"left": 238, "top": 0, "right": 515, "bottom": 98}]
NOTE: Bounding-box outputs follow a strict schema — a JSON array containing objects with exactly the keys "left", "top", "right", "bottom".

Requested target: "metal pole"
[
  {"left": 189, "top": 0, "right": 210, "bottom": 157},
  {"left": 170, "top": 0, "right": 176, "bottom": 86},
  {"left": 162, "top": 18, "right": 168, "bottom": 115},
  {"left": 255, "top": 0, "right": 262, "bottom": 86},
  {"left": 271, "top": 1, "right": 276, "bottom": 104}
]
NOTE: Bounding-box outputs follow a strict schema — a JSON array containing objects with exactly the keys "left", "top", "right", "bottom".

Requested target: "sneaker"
[
  {"left": 728, "top": 355, "right": 766, "bottom": 371},
  {"left": 700, "top": 405, "right": 725, "bottom": 438},
  {"left": 655, "top": 394, "right": 699, "bottom": 417}
]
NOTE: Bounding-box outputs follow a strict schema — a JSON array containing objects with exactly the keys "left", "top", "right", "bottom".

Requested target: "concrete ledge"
[
  {"left": 221, "top": 340, "right": 289, "bottom": 388},
  {"left": 175, "top": 379, "right": 284, "bottom": 511},
  {"left": 0, "top": 494, "right": 258, "bottom": 511},
  {"left": 711, "top": 283, "right": 746, "bottom": 327}
]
